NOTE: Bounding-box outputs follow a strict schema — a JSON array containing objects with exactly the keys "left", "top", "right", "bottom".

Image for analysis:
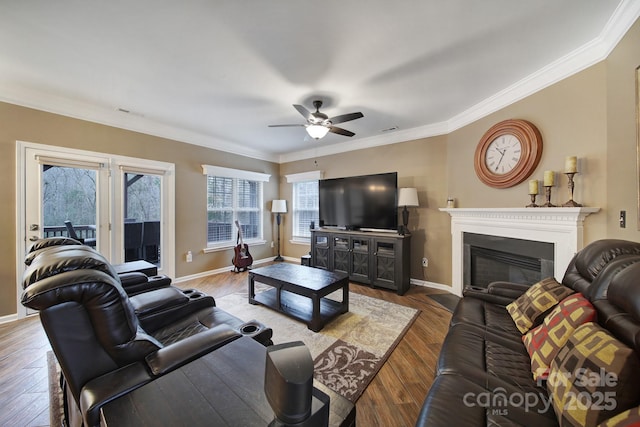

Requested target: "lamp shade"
[
  {"left": 306, "top": 125, "right": 330, "bottom": 140},
  {"left": 398, "top": 188, "right": 419, "bottom": 207},
  {"left": 272, "top": 199, "right": 287, "bottom": 213}
]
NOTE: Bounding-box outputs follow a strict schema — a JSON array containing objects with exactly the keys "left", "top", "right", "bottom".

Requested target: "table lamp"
[{"left": 398, "top": 188, "right": 419, "bottom": 234}]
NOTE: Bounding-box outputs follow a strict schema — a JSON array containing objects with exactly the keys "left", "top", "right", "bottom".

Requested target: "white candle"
[
  {"left": 528, "top": 180, "right": 539, "bottom": 195},
  {"left": 565, "top": 156, "right": 577, "bottom": 173},
  {"left": 544, "top": 170, "right": 555, "bottom": 187}
]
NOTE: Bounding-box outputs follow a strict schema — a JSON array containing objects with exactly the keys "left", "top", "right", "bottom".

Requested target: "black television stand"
[{"left": 310, "top": 229, "right": 410, "bottom": 295}]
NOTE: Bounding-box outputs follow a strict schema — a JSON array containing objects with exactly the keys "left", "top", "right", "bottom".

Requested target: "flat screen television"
[{"left": 318, "top": 172, "right": 397, "bottom": 231}]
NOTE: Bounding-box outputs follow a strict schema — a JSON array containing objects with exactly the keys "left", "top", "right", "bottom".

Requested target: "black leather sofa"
[
  {"left": 21, "top": 238, "right": 273, "bottom": 427},
  {"left": 416, "top": 239, "right": 640, "bottom": 427}
]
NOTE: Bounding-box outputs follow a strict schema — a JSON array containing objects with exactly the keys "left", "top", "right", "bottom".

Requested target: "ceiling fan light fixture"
[{"left": 306, "top": 124, "right": 330, "bottom": 139}]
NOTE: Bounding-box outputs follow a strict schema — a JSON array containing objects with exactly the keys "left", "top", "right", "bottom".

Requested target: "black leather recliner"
[{"left": 22, "top": 238, "right": 272, "bottom": 427}]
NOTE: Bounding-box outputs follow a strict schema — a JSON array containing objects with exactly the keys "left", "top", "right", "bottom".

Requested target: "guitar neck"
[{"left": 235, "top": 220, "right": 245, "bottom": 245}]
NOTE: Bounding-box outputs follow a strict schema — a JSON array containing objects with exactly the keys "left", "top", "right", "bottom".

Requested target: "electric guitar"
[{"left": 232, "top": 220, "right": 253, "bottom": 271}]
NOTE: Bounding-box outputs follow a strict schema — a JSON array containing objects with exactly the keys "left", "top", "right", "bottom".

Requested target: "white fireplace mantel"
[{"left": 440, "top": 207, "right": 600, "bottom": 296}]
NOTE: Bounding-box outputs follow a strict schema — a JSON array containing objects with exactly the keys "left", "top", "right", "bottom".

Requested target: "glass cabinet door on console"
[
  {"left": 332, "top": 236, "right": 350, "bottom": 276},
  {"left": 373, "top": 239, "right": 398, "bottom": 290},
  {"left": 312, "top": 232, "right": 330, "bottom": 270},
  {"left": 350, "top": 237, "right": 371, "bottom": 284},
  {"left": 332, "top": 236, "right": 371, "bottom": 284}
]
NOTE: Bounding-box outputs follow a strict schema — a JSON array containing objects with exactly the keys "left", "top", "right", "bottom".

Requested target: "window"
[
  {"left": 292, "top": 181, "right": 319, "bottom": 240},
  {"left": 203, "top": 165, "right": 270, "bottom": 249},
  {"left": 286, "top": 171, "right": 323, "bottom": 242}
]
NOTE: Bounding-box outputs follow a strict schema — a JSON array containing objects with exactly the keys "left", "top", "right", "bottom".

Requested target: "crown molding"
[
  {"left": 0, "top": 83, "right": 279, "bottom": 163},
  {"left": 277, "top": 121, "right": 449, "bottom": 163}
]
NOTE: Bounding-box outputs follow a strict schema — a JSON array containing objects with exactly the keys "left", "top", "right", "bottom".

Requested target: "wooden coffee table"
[{"left": 249, "top": 263, "right": 349, "bottom": 332}]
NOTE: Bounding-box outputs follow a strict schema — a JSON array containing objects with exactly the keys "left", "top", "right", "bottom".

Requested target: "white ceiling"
[{"left": 1, "top": 1, "right": 639, "bottom": 163}]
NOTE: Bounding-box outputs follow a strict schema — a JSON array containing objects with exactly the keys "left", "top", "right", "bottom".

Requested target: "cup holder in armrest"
[
  {"left": 240, "top": 324, "right": 259, "bottom": 334},
  {"left": 238, "top": 320, "right": 273, "bottom": 346},
  {"left": 180, "top": 288, "right": 206, "bottom": 300},
  {"left": 240, "top": 320, "right": 264, "bottom": 336}
]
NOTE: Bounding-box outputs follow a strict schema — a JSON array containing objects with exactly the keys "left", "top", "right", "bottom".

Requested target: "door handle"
[
  {"left": 30, "top": 224, "right": 40, "bottom": 231},
  {"left": 29, "top": 236, "right": 40, "bottom": 242}
]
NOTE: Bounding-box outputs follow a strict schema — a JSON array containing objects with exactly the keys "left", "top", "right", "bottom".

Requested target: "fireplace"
[
  {"left": 463, "top": 233, "right": 554, "bottom": 287},
  {"left": 441, "top": 207, "right": 599, "bottom": 296}
]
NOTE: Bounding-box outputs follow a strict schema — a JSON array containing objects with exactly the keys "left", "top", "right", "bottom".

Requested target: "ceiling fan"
[{"left": 268, "top": 100, "right": 364, "bottom": 139}]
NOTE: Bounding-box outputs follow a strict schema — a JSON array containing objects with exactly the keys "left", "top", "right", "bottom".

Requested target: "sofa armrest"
[
  {"left": 136, "top": 292, "right": 216, "bottom": 333},
  {"left": 129, "top": 287, "right": 189, "bottom": 317},
  {"left": 462, "top": 286, "right": 517, "bottom": 306},
  {"left": 119, "top": 272, "right": 172, "bottom": 296},
  {"left": 487, "top": 281, "right": 530, "bottom": 299},
  {"left": 462, "top": 281, "right": 530, "bottom": 306},
  {"left": 119, "top": 271, "right": 149, "bottom": 286},
  {"left": 145, "top": 324, "right": 241, "bottom": 376},
  {"left": 79, "top": 362, "right": 153, "bottom": 427}
]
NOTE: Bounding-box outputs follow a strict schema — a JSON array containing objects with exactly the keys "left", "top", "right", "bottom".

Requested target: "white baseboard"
[
  {"left": 174, "top": 256, "right": 286, "bottom": 284},
  {"left": 0, "top": 313, "right": 18, "bottom": 325},
  {"left": 410, "top": 278, "right": 455, "bottom": 293}
]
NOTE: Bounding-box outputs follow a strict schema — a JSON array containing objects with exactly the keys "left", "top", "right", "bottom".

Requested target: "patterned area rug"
[{"left": 217, "top": 287, "right": 420, "bottom": 402}]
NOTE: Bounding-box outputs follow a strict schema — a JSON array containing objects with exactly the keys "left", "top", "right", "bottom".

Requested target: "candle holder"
[
  {"left": 562, "top": 172, "right": 582, "bottom": 207},
  {"left": 542, "top": 186, "right": 556, "bottom": 207},
  {"left": 526, "top": 193, "right": 539, "bottom": 208}
]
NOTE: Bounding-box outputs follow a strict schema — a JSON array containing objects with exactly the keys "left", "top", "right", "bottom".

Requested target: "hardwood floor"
[
  {"left": 0, "top": 313, "right": 51, "bottom": 426},
  {"left": 0, "top": 267, "right": 452, "bottom": 427}
]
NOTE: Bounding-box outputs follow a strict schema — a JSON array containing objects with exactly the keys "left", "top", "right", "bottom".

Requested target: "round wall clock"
[{"left": 474, "top": 119, "right": 543, "bottom": 188}]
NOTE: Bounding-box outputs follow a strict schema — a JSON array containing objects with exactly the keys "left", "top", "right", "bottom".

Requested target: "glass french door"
[
  {"left": 122, "top": 170, "right": 163, "bottom": 267},
  {"left": 23, "top": 148, "right": 110, "bottom": 256}
]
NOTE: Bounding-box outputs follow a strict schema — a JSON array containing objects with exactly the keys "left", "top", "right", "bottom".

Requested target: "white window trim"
[
  {"left": 290, "top": 237, "right": 312, "bottom": 245},
  {"left": 202, "top": 164, "right": 271, "bottom": 182},
  {"left": 285, "top": 170, "right": 323, "bottom": 183},
  {"left": 202, "top": 164, "right": 269, "bottom": 252}
]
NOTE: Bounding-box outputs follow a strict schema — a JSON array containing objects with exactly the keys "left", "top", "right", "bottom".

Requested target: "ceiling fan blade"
[
  {"left": 268, "top": 124, "right": 305, "bottom": 127},
  {"left": 328, "top": 112, "right": 363, "bottom": 125},
  {"left": 293, "top": 104, "right": 313, "bottom": 121},
  {"left": 328, "top": 126, "right": 355, "bottom": 137}
]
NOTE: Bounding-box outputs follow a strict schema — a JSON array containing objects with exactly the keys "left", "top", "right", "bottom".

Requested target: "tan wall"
[
  {"left": 0, "top": 103, "right": 279, "bottom": 316},
  {"left": 606, "top": 17, "right": 640, "bottom": 240},
  {"left": 280, "top": 136, "right": 450, "bottom": 285},
  {"left": 447, "top": 62, "right": 608, "bottom": 245}
]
